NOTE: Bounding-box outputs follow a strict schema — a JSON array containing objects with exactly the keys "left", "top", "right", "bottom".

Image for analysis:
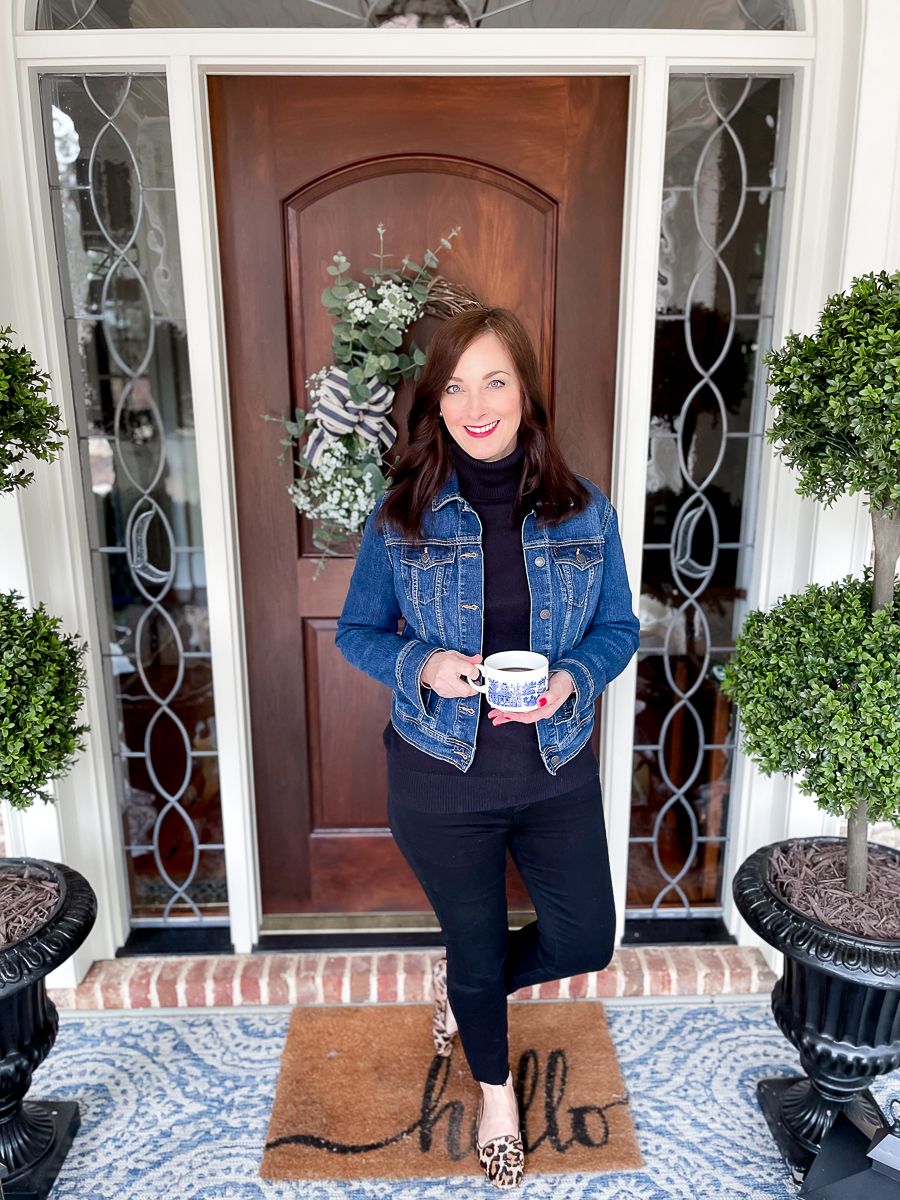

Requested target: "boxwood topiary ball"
[{"left": 723, "top": 573, "right": 900, "bottom": 827}]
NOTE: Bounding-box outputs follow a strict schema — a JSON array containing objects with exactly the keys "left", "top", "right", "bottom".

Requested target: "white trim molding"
[
  {"left": 0, "top": 32, "right": 131, "bottom": 986},
  {"left": 601, "top": 54, "right": 669, "bottom": 943},
  {"left": 165, "top": 57, "right": 262, "bottom": 954}
]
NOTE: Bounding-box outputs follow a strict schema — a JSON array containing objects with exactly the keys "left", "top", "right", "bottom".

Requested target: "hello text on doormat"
[{"left": 261, "top": 1002, "right": 643, "bottom": 1181}]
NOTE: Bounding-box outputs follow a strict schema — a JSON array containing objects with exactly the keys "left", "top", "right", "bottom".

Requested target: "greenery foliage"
[
  {"left": 0, "top": 326, "right": 65, "bottom": 494},
  {"left": 723, "top": 574, "right": 900, "bottom": 827},
  {"left": 315, "top": 222, "right": 461, "bottom": 402},
  {"left": 0, "top": 591, "right": 89, "bottom": 810},
  {"left": 764, "top": 271, "right": 900, "bottom": 514}
]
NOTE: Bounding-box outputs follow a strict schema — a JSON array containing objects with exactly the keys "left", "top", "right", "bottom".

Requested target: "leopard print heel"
[
  {"left": 476, "top": 1090, "right": 525, "bottom": 1190},
  {"left": 477, "top": 1134, "right": 525, "bottom": 1190},
  {"left": 431, "top": 956, "right": 456, "bottom": 1058}
]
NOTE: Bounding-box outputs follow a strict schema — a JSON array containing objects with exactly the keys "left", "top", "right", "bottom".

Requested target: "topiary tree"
[
  {"left": 0, "top": 591, "right": 89, "bottom": 810},
  {"left": 723, "top": 575, "right": 900, "bottom": 894},
  {"left": 0, "top": 327, "right": 88, "bottom": 813},
  {"left": 0, "top": 326, "right": 65, "bottom": 493},
  {"left": 728, "top": 270, "right": 900, "bottom": 894}
]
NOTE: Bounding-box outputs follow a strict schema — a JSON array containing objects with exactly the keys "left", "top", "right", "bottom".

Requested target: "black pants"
[{"left": 388, "top": 777, "right": 616, "bottom": 1084}]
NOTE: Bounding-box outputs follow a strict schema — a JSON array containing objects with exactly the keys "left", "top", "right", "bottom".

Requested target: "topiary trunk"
[
  {"left": 871, "top": 507, "right": 900, "bottom": 613},
  {"left": 846, "top": 798, "right": 868, "bottom": 895},
  {"left": 850, "top": 507, "right": 900, "bottom": 895}
]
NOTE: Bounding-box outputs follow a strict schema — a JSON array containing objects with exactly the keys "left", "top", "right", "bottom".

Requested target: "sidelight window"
[
  {"left": 627, "top": 74, "right": 790, "bottom": 924},
  {"left": 38, "top": 73, "right": 228, "bottom": 929}
]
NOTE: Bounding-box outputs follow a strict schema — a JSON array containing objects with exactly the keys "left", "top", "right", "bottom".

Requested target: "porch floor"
[{"left": 35, "top": 998, "right": 899, "bottom": 1198}]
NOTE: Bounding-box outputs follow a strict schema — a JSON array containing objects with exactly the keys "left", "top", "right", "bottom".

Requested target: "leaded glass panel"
[
  {"left": 35, "top": 0, "right": 796, "bottom": 31},
  {"left": 627, "top": 74, "right": 790, "bottom": 917},
  {"left": 40, "top": 73, "right": 227, "bottom": 926}
]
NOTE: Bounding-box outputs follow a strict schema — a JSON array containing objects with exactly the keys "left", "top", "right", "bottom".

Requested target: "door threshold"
[
  {"left": 117, "top": 926, "right": 235, "bottom": 957},
  {"left": 622, "top": 917, "right": 736, "bottom": 945},
  {"left": 254, "top": 931, "right": 441, "bottom": 952},
  {"left": 259, "top": 911, "right": 536, "bottom": 934},
  {"left": 256, "top": 910, "right": 537, "bottom": 952}
]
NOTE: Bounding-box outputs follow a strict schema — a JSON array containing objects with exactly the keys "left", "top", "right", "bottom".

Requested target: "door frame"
[{"left": 4, "top": 3, "right": 893, "bottom": 971}]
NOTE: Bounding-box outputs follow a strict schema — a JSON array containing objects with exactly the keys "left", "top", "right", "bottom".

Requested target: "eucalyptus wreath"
[
  {"left": 271, "top": 223, "right": 463, "bottom": 573},
  {"left": 0, "top": 326, "right": 66, "bottom": 494},
  {"left": 0, "top": 590, "right": 89, "bottom": 811},
  {"left": 722, "top": 573, "right": 900, "bottom": 828}
]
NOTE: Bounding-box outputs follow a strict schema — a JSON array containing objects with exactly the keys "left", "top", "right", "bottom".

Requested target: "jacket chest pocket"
[
  {"left": 398, "top": 544, "right": 456, "bottom": 607},
  {"left": 551, "top": 540, "right": 603, "bottom": 608}
]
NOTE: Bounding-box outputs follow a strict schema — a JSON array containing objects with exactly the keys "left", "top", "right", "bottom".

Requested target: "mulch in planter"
[
  {"left": 770, "top": 841, "right": 900, "bottom": 940},
  {"left": 0, "top": 869, "right": 60, "bottom": 950}
]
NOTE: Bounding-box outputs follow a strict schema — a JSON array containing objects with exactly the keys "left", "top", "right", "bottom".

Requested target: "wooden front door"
[{"left": 209, "top": 76, "right": 628, "bottom": 918}]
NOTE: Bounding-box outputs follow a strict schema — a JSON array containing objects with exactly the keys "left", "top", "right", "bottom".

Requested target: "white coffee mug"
[{"left": 470, "top": 651, "right": 550, "bottom": 712}]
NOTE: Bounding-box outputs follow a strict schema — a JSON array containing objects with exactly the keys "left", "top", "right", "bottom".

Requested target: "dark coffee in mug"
[{"left": 472, "top": 651, "right": 550, "bottom": 712}]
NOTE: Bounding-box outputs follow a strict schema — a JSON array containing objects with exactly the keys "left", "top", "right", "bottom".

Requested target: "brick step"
[{"left": 49, "top": 946, "right": 776, "bottom": 1010}]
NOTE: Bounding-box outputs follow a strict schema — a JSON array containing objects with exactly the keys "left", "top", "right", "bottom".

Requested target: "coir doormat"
[{"left": 261, "top": 1002, "right": 643, "bottom": 1181}]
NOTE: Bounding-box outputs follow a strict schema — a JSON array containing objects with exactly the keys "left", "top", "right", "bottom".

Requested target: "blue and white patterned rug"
[{"left": 31, "top": 1001, "right": 900, "bottom": 1199}]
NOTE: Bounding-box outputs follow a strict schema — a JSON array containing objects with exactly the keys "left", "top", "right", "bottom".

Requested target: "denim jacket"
[{"left": 335, "top": 472, "right": 640, "bottom": 775}]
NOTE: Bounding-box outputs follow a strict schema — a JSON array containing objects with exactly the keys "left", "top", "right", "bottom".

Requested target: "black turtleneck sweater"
[{"left": 384, "top": 438, "right": 598, "bottom": 812}]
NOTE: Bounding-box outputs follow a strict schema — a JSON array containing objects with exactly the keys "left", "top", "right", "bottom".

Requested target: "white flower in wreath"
[
  {"left": 346, "top": 287, "right": 376, "bottom": 325},
  {"left": 377, "top": 279, "right": 419, "bottom": 327},
  {"left": 288, "top": 438, "right": 380, "bottom": 538}
]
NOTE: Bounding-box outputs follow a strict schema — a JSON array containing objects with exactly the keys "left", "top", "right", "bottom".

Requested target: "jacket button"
[
  {"left": 540, "top": 608, "right": 551, "bottom": 619},
  {"left": 551, "top": 755, "right": 560, "bottom": 766},
  {"left": 534, "top": 556, "right": 545, "bottom": 567}
]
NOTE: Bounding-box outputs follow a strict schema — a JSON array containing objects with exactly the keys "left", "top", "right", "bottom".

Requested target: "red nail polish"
[{"left": 539, "top": 697, "right": 548, "bottom": 707}]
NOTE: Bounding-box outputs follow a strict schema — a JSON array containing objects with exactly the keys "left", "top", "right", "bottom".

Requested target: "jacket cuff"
[
  {"left": 396, "top": 640, "right": 443, "bottom": 715},
  {"left": 551, "top": 657, "right": 600, "bottom": 720}
]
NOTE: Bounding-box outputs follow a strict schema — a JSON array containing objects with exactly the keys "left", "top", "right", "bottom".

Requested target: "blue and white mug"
[{"left": 471, "top": 651, "right": 550, "bottom": 712}]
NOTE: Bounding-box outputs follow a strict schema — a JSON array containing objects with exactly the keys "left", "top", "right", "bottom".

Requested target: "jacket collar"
[{"left": 431, "top": 470, "right": 464, "bottom": 511}]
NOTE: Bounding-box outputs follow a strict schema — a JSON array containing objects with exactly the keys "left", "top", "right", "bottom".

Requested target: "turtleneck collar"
[{"left": 450, "top": 436, "right": 526, "bottom": 502}]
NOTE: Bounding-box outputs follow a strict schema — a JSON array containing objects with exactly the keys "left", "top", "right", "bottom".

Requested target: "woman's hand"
[
  {"left": 488, "top": 670, "right": 575, "bottom": 726},
  {"left": 421, "top": 650, "right": 483, "bottom": 698}
]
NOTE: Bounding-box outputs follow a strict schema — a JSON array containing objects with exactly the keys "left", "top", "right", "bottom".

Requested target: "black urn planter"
[
  {"left": 0, "top": 858, "right": 96, "bottom": 1200},
  {"left": 733, "top": 837, "right": 900, "bottom": 1182}
]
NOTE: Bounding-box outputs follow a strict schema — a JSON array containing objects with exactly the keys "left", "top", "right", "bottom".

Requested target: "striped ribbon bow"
[{"left": 301, "top": 367, "right": 396, "bottom": 470}]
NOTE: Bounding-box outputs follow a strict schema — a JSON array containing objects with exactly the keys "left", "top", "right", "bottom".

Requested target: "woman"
[{"left": 335, "top": 307, "right": 639, "bottom": 1189}]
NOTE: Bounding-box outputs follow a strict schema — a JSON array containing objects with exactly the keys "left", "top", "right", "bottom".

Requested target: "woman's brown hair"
[{"left": 376, "top": 307, "right": 591, "bottom": 540}]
